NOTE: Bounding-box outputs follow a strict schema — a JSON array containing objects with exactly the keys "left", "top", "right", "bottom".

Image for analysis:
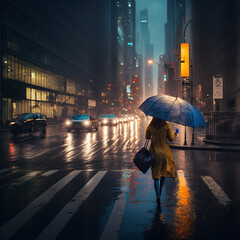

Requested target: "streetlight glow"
[{"left": 148, "top": 59, "right": 154, "bottom": 64}]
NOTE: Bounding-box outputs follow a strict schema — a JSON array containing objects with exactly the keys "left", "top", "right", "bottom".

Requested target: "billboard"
[{"left": 88, "top": 99, "right": 96, "bottom": 107}]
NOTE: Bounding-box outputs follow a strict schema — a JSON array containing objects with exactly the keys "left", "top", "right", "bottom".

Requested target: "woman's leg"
[
  {"left": 154, "top": 179, "right": 160, "bottom": 197},
  {"left": 160, "top": 177, "right": 165, "bottom": 195}
]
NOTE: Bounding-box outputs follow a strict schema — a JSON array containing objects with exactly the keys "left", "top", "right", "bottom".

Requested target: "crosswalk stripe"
[
  {"left": 201, "top": 176, "right": 231, "bottom": 206},
  {"left": 0, "top": 170, "right": 19, "bottom": 180},
  {"left": 41, "top": 170, "right": 59, "bottom": 177},
  {"left": 36, "top": 171, "right": 107, "bottom": 240},
  {"left": 177, "top": 170, "right": 187, "bottom": 186},
  {"left": 11, "top": 171, "right": 41, "bottom": 186},
  {"left": 100, "top": 193, "right": 126, "bottom": 240},
  {"left": 0, "top": 170, "right": 81, "bottom": 240},
  {"left": 0, "top": 169, "right": 9, "bottom": 174}
]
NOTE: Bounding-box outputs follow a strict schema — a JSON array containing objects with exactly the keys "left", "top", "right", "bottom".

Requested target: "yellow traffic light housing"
[{"left": 181, "top": 43, "right": 189, "bottom": 77}]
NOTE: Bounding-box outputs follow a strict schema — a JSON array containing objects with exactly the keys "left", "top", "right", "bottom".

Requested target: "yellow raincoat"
[{"left": 145, "top": 122, "right": 177, "bottom": 179}]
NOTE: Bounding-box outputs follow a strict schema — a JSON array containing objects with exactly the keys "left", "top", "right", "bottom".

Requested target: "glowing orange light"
[{"left": 181, "top": 43, "right": 190, "bottom": 77}]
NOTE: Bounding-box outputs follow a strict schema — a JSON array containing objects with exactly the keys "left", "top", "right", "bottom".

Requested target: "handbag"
[{"left": 133, "top": 139, "right": 154, "bottom": 174}]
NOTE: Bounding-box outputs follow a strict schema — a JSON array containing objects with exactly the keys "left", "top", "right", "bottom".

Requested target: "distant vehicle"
[
  {"left": 119, "top": 114, "right": 134, "bottom": 123},
  {"left": 126, "top": 114, "right": 135, "bottom": 121},
  {"left": 118, "top": 115, "right": 128, "bottom": 123},
  {"left": 65, "top": 114, "right": 98, "bottom": 132},
  {"left": 8, "top": 113, "right": 47, "bottom": 136},
  {"left": 99, "top": 114, "right": 118, "bottom": 126}
]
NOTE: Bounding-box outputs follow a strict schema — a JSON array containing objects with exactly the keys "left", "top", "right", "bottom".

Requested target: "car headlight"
[
  {"left": 84, "top": 120, "right": 90, "bottom": 125},
  {"left": 103, "top": 119, "right": 108, "bottom": 124},
  {"left": 66, "top": 120, "right": 71, "bottom": 126},
  {"left": 113, "top": 120, "right": 116, "bottom": 124}
]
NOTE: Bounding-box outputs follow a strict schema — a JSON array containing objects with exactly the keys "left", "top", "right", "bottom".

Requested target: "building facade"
[
  {"left": 139, "top": 8, "right": 154, "bottom": 100},
  {"left": 165, "top": 0, "right": 240, "bottom": 113},
  {"left": 103, "top": 0, "right": 137, "bottom": 115},
  {"left": 0, "top": 0, "right": 113, "bottom": 123},
  {"left": 164, "top": 0, "right": 184, "bottom": 98}
]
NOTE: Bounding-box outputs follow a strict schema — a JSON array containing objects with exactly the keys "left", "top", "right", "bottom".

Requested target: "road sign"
[{"left": 213, "top": 75, "right": 223, "bottom": 99}]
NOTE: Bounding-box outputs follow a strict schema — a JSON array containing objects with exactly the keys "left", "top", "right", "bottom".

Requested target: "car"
[
  {"left": 126, "top": 114, "right": 135, "bottom": 121},
  {"left": 118, "top": 115, "right": 129, "bottom": 123},
  {"left": 99, "top": 114, "right": 118, "bottom": 126},
  {"left": 119, "top": 114, "right": 135, "bottom": 123},
  {"left": 8, "top": 113, "right": 47, "bottom": 136},
  {"left": 65, "top": 114, "right": 98, "bottom": 132}
]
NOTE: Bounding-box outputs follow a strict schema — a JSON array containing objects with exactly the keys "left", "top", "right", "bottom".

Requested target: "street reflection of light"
[
  {"left": 173, "top": 170, "right": 195, "bottom": 239},
  {"left": 134, "top": 119, "right": 139, "bottom": 139},
  {"left": 65, "top": 133, "right": 74, "bottom": 162},
  {"left": 122, "top": 123, "right": 128, "bottom": 141},
  {"left": 9, "top": 143, "right": 17, "bottom": 161},
  {"left": 119, "top": 170, "right": 138, "bottom": 198},
  {"left": 82, "top": 133, "right": 92, "bottom": 159},
  {"left": 129, "top": 121, "right": 134, "bottom": 141},
  {"left": 102, "top": 126, "right": 109, "bottom": 149},
  {"left": 112, "top": 125, "right": 118, "bottom": 140}
]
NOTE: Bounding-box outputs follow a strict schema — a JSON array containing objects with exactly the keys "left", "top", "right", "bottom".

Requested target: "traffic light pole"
[{"left": 182, "top": 19, "right": 197, "bottom": 146}]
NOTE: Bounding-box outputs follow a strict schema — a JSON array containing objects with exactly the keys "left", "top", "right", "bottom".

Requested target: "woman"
[{"left": 145, "top": 117, "right": 178, "bottom": 206}]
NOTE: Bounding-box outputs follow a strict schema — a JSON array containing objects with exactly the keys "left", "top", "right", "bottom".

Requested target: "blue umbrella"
[{"left": 139, "top": 95, "right": 206, "bottom": 128}]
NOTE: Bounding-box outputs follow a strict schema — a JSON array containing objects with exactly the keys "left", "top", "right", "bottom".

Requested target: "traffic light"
[
  {"left": 49, "top": 93, "right": 56, "bottom": 106},
  {"left": 164, "top": 73, "right": 167, "bottom": 82},
  {"left": 181, "top": 43, "right": 189, "bottom": 77}
]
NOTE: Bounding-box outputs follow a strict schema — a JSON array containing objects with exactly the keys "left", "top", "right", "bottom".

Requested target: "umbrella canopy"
[{"left": 139, "top": 95, "right": 206, "bottom": 128}]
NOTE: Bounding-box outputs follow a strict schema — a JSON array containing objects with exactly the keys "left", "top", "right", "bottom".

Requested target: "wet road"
[{"left": 0, "top": 120, "right": 239, "bottom": 239}]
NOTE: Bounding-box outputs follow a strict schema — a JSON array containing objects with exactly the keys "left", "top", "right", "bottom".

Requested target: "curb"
[
  {"left": 203, "top": 139, "right": 240, "bottom": 146},
  {"left": 170, "top": 144, "right": 240, "bottom": 152}
]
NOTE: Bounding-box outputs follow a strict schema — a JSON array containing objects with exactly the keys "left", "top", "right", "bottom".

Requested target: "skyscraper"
[{"left": 139, "top": 8, "right": 154, "bottom": 99}]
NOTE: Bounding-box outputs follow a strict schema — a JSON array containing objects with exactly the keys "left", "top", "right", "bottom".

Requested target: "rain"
[{"left": 0, "top": 0, "right": 239, "bottom": 239}]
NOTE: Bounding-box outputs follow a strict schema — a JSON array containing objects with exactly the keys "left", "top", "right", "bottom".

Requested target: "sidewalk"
[{"left": 168, "top": 124, "right": 240, "bottom": 152}]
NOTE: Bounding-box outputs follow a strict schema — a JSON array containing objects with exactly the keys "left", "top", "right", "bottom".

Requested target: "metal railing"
[{"left": 205, "top": 112, "right": 240, "bottom": 140}]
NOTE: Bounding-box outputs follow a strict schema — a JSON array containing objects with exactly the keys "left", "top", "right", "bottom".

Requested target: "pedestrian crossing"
[{"left": 0, "top": 168, "right": 234, "bottom": 240}]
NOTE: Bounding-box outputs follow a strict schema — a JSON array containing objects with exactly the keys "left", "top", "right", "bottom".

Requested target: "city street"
[{"left": 0, "top": 119, "right": 239, "bottom": 239}]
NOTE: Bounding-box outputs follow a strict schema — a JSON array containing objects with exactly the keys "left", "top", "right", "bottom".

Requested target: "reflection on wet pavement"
[{"left": 173, "top": 170, "right": 195, "bottom": 239}]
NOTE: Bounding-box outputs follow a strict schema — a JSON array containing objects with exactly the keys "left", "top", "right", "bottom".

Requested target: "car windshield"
[
  {"left": 71, "top": 115, "right": 89, "bottom": 120},
  {"left": 100, "top": 114, "right": 115, "bottom": 119},
  {"left": 13, "top": 113, "right": 33, "bottom": 121}
]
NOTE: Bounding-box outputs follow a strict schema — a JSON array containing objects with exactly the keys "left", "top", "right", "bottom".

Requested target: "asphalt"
[{"left": 1, "top": 122, "right": 240, "bottom": 152}]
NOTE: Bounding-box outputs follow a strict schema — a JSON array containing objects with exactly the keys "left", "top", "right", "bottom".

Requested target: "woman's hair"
[{"left": 149, "top": 117, "right": 167, "bottom": 129}]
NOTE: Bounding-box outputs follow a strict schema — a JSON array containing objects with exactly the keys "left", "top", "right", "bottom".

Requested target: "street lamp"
[
  {"left": 148, "top": 59, "right": 159, "bottom": 65},
  {"left": 148, "top": 59, "right": 168, "bottom": 95},
  {"left": 148, "top": 58, "right": 167, "bottom": 69}
]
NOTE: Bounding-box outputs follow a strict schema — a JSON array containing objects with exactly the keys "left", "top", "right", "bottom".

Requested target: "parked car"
[
  {"left": 99, "top": 114, "right": 118, "bottom": 126},
  {"left": 65, "top": 114, "right": 98, "bottom": 132},
  {"left": 8, "top": 113, "right": 47, "bottom": 136}
]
